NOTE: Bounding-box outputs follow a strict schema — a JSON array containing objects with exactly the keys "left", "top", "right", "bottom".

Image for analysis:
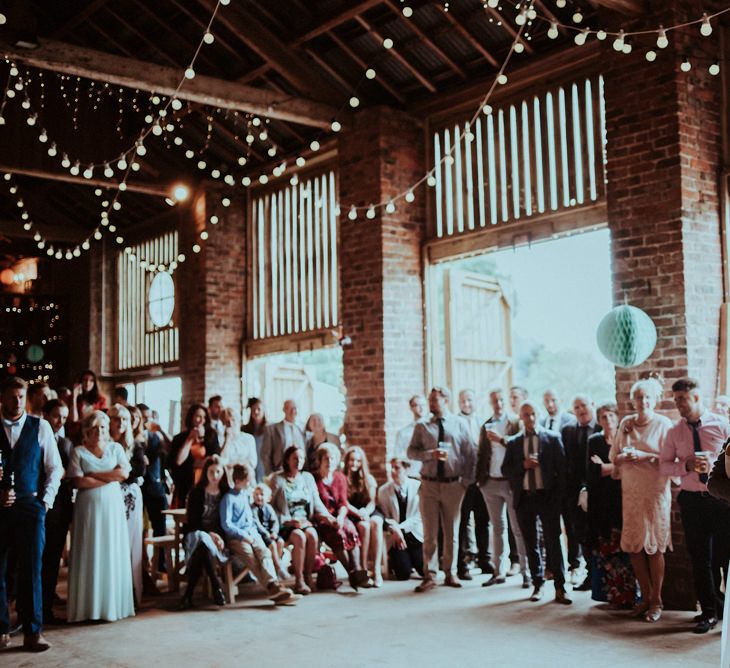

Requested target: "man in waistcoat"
[{"left": 0, "top": 377, "right": 62, "bottom": 651}]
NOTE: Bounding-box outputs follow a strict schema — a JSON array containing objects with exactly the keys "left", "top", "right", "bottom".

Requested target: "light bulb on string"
[
  {"left": 596, "top": 30, "right": 607, "bottom": 41},
  {"left": 82, "top": 240, "right": 90, "bottom": 250},
  {"left": 646, "top": 50, "right": 657, "bottom": 62},
  {"left": 383, "top": 38, "right": 394, "bottom": 49},
  {"left": 402, "top": 6, "right": 413, "bottom": 17},
  {"left": 203, "top": 31, "right": 215, "bottom": 44},
  {"left": 613, "top": 30, "right": 625, "bottom": 52},
  {"left": 572, "top": 11, "right": 583, "bottom": 23},
  {"left": 238, "top": 156, "right": 247, "bottom": 166},
  {"left": 497, "top": 73, "right": 508, "bottom": 85},
  {"left": 405, "top": 189, "right": 415, "bottom": 203},
  {"left": 385, "top": 200, "right": 396, "bottom": 214},
  {"left": 331, "top": 120, "right": 342, "bottom": 132},
  {"left": 487, "top": 0, "right": 498, "bottom": 7},
  {"left": 0, "top": 116, "right": 4, "bottom": 126},
  {"left": 152, "top": 123, "right": 163, "bottom": 136},
  {"left": 224, "top": 174, "right": 235, "bottom": 185},
  {"left": 259, "top": 174, "right": 269, "bottom": 184},
  {"left": 21, "top": 98, "right": 30, "bottom": 110},
  {"left": 657, "top": 27, "right": 668, "bottom": 49},
  {"left": 131, "top": 162, "right": 141, "bottom": 172},
  {"left": 118, "top": 182, "right": 127, "bottom": 191},
  {"left": 350, "top": 96, "right": 360, "bottom": 108},
  {"left": 296, "top": 156, "right": 306, "bottom": 167},
  {"left": 514, "top": 41, "right": 525, "bottom": 54},
  {"left": 290, "top": 174, "right": 299, "bottom": 186},
  {"left": 117, "top": 155, "right": 128, "bottom": 169},
  {"left": 348, "top": 205, "right": 357, "bottom": 221},
  {"left": 482, "top": 104, "right": 492, "bottom": 115},
  {"left": 104, "top": 163, "right": 114, "bottom": 178},
  {"left": 220, "top": 0, "right": 230, "bottom": 5},
  {"left": 527, "top": 8, "right": 536, "bottom": 20},
  {"left": 515, "top": 9, "right": 527, "bottom": 26},
  {"left": 26, "top": 113, "right": 37, "bottom": 126},
  {"left": 574, "top": 29, "right": 589, "bottom": 46},
  {"left": 427, "top": 174, "right": 437, "bottom": 187},
  {"left": 184, "top": 67, "right": 195, "bottom": 80},
  {"left": 366, "top": 205, "right": 376, "bottom": 219},
  {"left": 38, "top": 129, "right": 48, "bottom": 143},
  {"left": 700, "top": 13, "right": 712, "bottom": 37},
  {"left": 547, "top": 22, "right": 559, "bottom": 39},
  {"left": 710, "top": 61, "right": 720, "bottom": 76},
  {"left": 47, "top": 143, "right": 57, "bottom": 157},
  {"left": 680, "top": 57, "right": 691, "bottom": 73},
  {"left": 310, "top": 140, "right": 320, "bottom": 151},
  {"left": 136, "top": 140, "right": 147, "bottom": 156},
  {"left": 622, "top": 39, "right": 632, "bottom": 54},
  {"left": 366, "top": 68, "right": 376, "bottom": 79},
  {"left": 70, "top": 161, "right": 80, "bottom": 176},
  {"left": 241, "top": 176, "right": 252, "bottom": 186}
]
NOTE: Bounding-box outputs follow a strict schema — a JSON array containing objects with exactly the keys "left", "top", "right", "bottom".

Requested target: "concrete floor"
[{"left": 1, "top": 574, "right": 721, "bottom": 668}]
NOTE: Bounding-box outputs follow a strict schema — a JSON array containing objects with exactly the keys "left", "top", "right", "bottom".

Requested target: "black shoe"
[
  {"left": 555, "top": 589, "right": 573, "bottom": 605},
  {"left": 177, "top": 595, "right": 194, "bottom": 611},
  {"left": 575, "top": 577, "right": 592, "bottom": 592},
  {"left": 213, "top": 587, "right": 226, "bottom": 606},
  {"left": 457, "top": 569, "right": 473, "bottom": 581},
  {"left": 693, "top": 616, "right": 718, "bottom": 634},
  {"left": 482, "top": 576, "right": 506, "bottom": 587},
  {"left": 480, "top": 562, "right": 494, "bottom": 575}
]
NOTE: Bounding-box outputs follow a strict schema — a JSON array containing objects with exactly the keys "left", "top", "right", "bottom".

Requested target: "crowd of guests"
[{"left": 2, "top": 368, "right": 730, "bottom": 653}]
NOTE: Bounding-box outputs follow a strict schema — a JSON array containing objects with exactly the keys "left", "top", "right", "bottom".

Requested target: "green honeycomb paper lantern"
[
  {"left": 26, "top": 344, "right": 44, "bottom": 363},
  {"left": 596, "top": 304, "right": 657, "bottom": 368}
]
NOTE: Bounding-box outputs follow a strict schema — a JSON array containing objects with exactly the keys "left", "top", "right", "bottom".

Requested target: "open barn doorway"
[{"left": 427, "top": 227, "right": 615, "bottom": 419}]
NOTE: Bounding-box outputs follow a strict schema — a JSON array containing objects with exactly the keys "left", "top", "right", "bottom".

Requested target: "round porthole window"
[{"left": 148, "top": 272, "right": 175, "bottom": 328}]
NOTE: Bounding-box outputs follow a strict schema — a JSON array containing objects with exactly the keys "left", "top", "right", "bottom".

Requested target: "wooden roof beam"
[
  {"left": 355, "top": 15, "right": 437, "bottom": 93},
  {"left": 482, "top": 6, "right": 535, "bottom": 53},
  {"left": 587, "top": 0, "right": 644, "bottom": 14},
  {"left": 293, "top": 0, "right": 384, "bottom": 44},
  {"left": 383, "top": 0, "right": 467, "bottom": 78},
  {"left": 0, "top": 38, "right": 337, "bottom": 128},
  {"left": 327, "top": 30, "right": 406, "bottom": 105},
  {"left": 440, "top": 9, "right": 499, "bottom": 68},
  {"left": 53, "top": 0, "right": 112, "bottom": 37}
]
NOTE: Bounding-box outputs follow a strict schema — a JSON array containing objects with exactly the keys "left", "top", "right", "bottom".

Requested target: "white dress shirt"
[
  {"left": 522, "top": 432, "right": 544, "bottom": 490},
  {"left": 2, "top": 412, "right": 63, "bottom": 508},
  {"left": 394, "top": 420, "right": 425, "bottom": 476},
  {"left": 487, "top": 415, "right": 509, "bottom": 478}
]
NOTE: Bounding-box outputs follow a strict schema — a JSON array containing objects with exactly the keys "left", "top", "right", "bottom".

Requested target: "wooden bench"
[
  {"left": 144, "top": 535, "right": 178, "bottom": 592},
  {"left": 222, "top": 561, "right": 250, "bottom": 604}
]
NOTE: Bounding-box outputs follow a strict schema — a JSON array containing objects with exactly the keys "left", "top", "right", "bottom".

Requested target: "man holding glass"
[
  {"left": 661, "top": 377, "right": 730, "bottom": 634},
  {"left": 408, "top": 387, "right": 476, "bottom": 592}
]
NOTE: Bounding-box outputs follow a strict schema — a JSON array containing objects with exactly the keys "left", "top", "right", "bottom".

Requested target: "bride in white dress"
[{"left": 67, "top": 410, "right": 135, "bottom": 622}]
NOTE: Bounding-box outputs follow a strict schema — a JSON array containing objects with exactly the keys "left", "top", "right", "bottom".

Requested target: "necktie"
[
  {"left": 548, "top": 417, "right": 554, "bottom": 431},
  {"left": 688, "top": 420, "right": 708, "bottom": 484},
  {"left": 437, "top": 417, "right": 446, "bottom": 481},
  {"left": 527, "top": 433, "right": 537, "bottom": 492}
]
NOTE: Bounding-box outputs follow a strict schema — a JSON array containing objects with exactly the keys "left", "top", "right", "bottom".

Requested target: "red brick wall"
[
  {"left": 179, "top": 193, "right": 246, "bottom": 414},
  {"left": 603, "top": 2, "right": 724, "bottom": 609},
  {"left": 339, "top": 106, "right": 427, "bottom": 479}
]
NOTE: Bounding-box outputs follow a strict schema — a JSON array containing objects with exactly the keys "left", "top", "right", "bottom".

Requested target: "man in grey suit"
[
  {"left": 408, "top": 386, "right": 476, "bottom": 592},
  {"left": 378, "top": 457, "right": 424, "bottom": 580},
  {"left": 539, "top": 389, "right": 576, "bottom": 433},
  {"left": 502, "top": 400, "right": 571, "bottom": 605},
  {"left": 261, "top": 399, "right": 305, "bottom": 476}
]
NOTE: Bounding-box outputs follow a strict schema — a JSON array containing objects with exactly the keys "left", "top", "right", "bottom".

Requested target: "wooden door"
[{"left": 443, "top": 269, "right": 513, "bottom": 411}]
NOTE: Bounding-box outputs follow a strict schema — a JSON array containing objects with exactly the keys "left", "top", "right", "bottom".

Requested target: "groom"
[{"left": 0, "top": 377, "right": 63, "bottom": 652}]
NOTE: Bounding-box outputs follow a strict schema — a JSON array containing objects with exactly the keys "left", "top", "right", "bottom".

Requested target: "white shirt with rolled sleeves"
[
  {"left": 2, "top": 412, "right": 63, "bottom": 509},
  {"left": 394, "top": 420, "right": 425, "bottom": 477},
  {"left": 407, "top": 412, "right": 476, "bottom": 485},
  {"left": 660, "top": 411, "right": 730, "bottom": 492}
]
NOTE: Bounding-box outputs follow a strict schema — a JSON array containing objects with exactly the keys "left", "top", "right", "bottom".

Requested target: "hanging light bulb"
[
  {"left": 331, "top": 120, "right": 342, "bottom": 132},
  {"left": 574, "top": 29, "right": 589, "bottom": 46},
  {"left": 184, "top": 67, "right": 195, "bottom": 79},
  {"left": 26, "top": 113, "right": 37, "bottom": 126},
  {"left": 47, "top": 143, "right": 57, "bottom": 157},
  {"left": 118, "top": 182, "right": 127, "bottom": 191},
  {"left": 152, "top": 123, "right": 163, "bottom": 136},
  {"left": 572, "top": 11, "right": 583, "bottom": 23},
  {"left": 657, "top": 27, "right": 668, "bottom": 49},
  {"left": 70, "top": 161, "right": 80, "bottom": 176},
  {"left": 514, "top": 41, "right": 525, "bottom": 54},
  {"left": 349, "top": 96, "right": 360, "bottom": 108},
  {"left": 515, "top": 8, "right": 527, "bottom": 26},
  {"left": 497, "top": 73, "right": 508, "bottom": 85},
  {"left": 427, "top": 175, "right": 437, "bottom": 187},
  {"left": 646, "top": 50, "right": 657, "bottom": 62},
  {"left": 104, "top": 163, "right": 114, "bottom": 178},
  {"left": 405, "top": 189, "right": 415, "bottom": 203},
  {"left": 710, "top": 61, "right": 721, "bottom": 76},
  {"left": 402, "top": 6, "right": 413, "bottom": 17},
  {"left": 366, "top": 68, "right": 376, "bottom": 79},
  {"left": 482, "top": 104, "right": 493, "bottom": 115},
  {"left": 383, "top": 38, "right": 394, "bottom": 49},
  {"left": 700, "top": 13, "right": 712, "bottom": 37},
  {"left": 241, "top": 176, "right": 252, "bottom": 187},
  {"left": 136, "top": 140, "right": 147, "bottom": 156},
  {"left": 203, "top": 31, "right": 215, "bottom": 44},
  {"left": 366, "top": 204, "right": 376, "bottom": 219},
  {"left": 82, "top": 240, "right": 90, "bottom": 250},
  {"left": 61, "top": 154, "right": 71, "bottom": 168},
  {"left": 547, "top": 22, "right": 559, "bottom": 39},
  {"left": 296, "top": 156, "right": 306, "bottom": 167},
  {"left": 612, "top": 30, "right": 625, "bottom": 52},
  {"left": 385, "top": 200, "right": 396, "bottom": 214},
  {"left": 348, "top": 205, "right": 357, "bottom": 221},
  {"left": 622, "top": 39, "right": 632, "bottom": 54},
  {"left": 38, "top": 129, "right": 48, "bottom": 143},
  {"left": 131, "top": 162, "right": 141, "bottom": 172},
  {"left": 680, "top": 57, "right": 691, "bottom": 72},
  {"left": 310, "top": 140, "right": 320, "bottom": 151},
  {"left": 596, "top": 30, "right": 607, "bottom": 41},
  {"left": 171, "top": 98, "right": 183, "bottom": 111}
]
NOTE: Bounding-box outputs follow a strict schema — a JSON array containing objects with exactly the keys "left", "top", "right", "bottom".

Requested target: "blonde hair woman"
[
  {"left": 609, "top": 378, "right": 672, "bottom": 622},
  {"left": 67, "top": 411, "right": 135, "bottom": 622},
  {"left": 109, "top": 403, "right": 146, "bottom": 606}
]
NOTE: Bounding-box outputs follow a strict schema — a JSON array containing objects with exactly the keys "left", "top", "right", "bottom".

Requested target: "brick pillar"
[
  {"left": 338, "top": 106, "right": 426, "bottom": 480},
  {"left": 178, "top": 192, "right": 245, "bottom": 412},
  {"left": 603, "top": 2, "right": 724, "bottom": 609}
]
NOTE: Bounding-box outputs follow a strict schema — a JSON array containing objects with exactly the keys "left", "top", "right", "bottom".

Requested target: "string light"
[{"left": 700, "top": 13, "right": 712, "bottom": 37}]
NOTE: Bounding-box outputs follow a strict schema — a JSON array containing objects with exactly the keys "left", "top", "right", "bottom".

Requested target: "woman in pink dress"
[{"left": 609, "top": 378, "right": 673, "bottom": 623}]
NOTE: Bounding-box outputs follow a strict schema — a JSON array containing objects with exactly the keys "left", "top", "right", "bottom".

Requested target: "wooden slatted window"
[
  {"left": 431, "top": 76, "right": 606, "bottom": 239},
  {"left": 117, "top": 231, "right": 179, "bottom": 370},
  {"left": 249, "top": 170, "right": 338, "bottom": 341}
]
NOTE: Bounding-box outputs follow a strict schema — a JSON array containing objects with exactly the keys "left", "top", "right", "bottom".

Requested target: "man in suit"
[
  {"left": 0, "top": 377, "right": 63, "bottom": 651},
  {"left": 378, "top": 457, "right": 424, "bottom": 580},
  {"left": 40, "top": 400, "right": 74, "bottom": 626},
  {"left": 261, "top": 399, "right": 306, "bottom": 476},
  {"left": 408, "top": 386, "right": 476, "bottom": 592},
  {"left": 561, "top": 394, "right": 601, "bottom": 589},
  {"left": 457, "top": 388, "right": 491, "bottom": 579},
  {"left": 509, "top": 386, "right": 528, "bottom": 416},
  {"left": 476, "top": 389, "right": 527, "bottom": 587},
  {"left": 540, "top": 389, "right": 576, "bottom": 433},
  {"left": 208, "top": 395, "right": 225, "bottom": 447},
  {"left": 502, "top": 400, "right": 571, "bottom": 605},
  {"left": 393, "top": 394, "right": 427, "bottom": 478}
]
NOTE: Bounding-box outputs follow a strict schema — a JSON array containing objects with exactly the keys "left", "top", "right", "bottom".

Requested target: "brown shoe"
[
  {"left": 23, "top": 633, "right": 51, "bottom": 652},
  {"left": 444, "top": 575, "right": 462, "bottom": 588},
  {"left": 0, "top": 633, "right": 10, "bottom": 649}
]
